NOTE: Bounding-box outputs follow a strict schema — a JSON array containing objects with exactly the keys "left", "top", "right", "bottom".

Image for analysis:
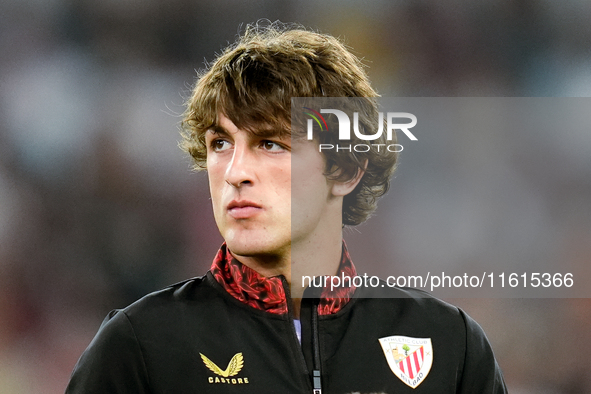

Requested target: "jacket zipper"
[{"left": 311, "top": 297, "right": 322, "bottom": 394}]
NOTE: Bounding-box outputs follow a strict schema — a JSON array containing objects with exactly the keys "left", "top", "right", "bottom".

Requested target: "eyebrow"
[
  {"left": 208, "top": 124, "right": 290, "bottom": 139},
  {"left": 207, "top": 126, "right": 230, "bottom": 136}
]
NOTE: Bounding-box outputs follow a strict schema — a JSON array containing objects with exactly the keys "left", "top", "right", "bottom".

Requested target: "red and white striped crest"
[{"left": 378, "top": 335, "right": 433, "bottom": 389}]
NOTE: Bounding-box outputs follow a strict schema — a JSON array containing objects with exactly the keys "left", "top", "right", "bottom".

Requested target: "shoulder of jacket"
[
  {"left": 354, "top": 285, "right": 462, "bottom": 319},
  {"left": 110, "top": 275, "right": 211, "bottom": 318}
]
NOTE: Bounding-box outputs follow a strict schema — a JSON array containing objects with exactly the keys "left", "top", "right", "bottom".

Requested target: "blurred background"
[{"left": 1, "top": 0, "right": 590, "bottom": 392}]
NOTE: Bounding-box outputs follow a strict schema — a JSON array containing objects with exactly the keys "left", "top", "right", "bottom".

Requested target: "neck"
[
  {"left": 231, "top": 232, "right": 344, "bottom": 319},
  {"left": 288, "top": 233, "right": 343, "bottom": 318},
  {"left": 230, "top": 236, "right": 343, "bottom": 313}
]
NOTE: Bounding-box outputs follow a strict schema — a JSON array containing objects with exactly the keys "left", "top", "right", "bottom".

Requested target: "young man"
[{"left": 66, "top": 24, "right": 507, "bottom": 393}]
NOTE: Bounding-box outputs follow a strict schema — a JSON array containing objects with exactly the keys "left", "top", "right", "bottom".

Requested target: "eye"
[
  {"left": 260, "top": 140, "right": 286, "bottom": 152},
  {"left": 210, "top": 139, "right": 232, "bottom": 152}
]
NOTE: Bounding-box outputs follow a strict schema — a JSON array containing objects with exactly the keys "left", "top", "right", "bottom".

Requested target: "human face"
[
  {"left": 206, "top": 114, "right": 293, "bottom": 258},
  {"left": 206, "top": 114, "right": 335, "bottom": 262}
]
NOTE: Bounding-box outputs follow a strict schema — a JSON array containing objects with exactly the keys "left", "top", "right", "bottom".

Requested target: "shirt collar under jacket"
[{"left": 210, "top": 242, "right": 358, "bottom": 315}]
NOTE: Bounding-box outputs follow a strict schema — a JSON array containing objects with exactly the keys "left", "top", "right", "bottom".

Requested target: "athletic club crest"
[{"left": 378, "top": 335, "right": 433, "bottom": 389}]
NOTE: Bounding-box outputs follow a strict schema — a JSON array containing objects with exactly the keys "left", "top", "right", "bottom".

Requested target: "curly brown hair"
[{"left": 180, "top": 22, "right": 398, "bottom": 225}]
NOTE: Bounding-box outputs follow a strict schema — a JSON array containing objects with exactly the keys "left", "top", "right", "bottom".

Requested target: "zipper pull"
[{"left": 312, "top": 370, "right": 322, "bottom": 393}]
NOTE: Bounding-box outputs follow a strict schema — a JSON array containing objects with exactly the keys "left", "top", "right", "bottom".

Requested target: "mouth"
[{"left": 227, "top": 200, "right": 263, "bottom": 219}]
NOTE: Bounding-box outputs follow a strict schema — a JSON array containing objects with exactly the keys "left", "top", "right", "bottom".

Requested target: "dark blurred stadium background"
[{"left": 1, "top": 1, "right": 591, "bottom": 393}]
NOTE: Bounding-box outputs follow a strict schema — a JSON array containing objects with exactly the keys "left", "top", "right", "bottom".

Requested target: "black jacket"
[{"left": 66, "top": 270, "right": 507, "bottom": 393}]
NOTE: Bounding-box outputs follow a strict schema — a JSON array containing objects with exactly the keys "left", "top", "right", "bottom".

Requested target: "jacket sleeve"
[
  {"left": 65, "top": 310, "right": 150, "bottom": 394},
  {"left": 457, "top": 309, "right": 508, "bottom": 393}
]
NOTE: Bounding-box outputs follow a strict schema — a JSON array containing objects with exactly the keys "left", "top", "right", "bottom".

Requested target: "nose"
[{"left": 225, "top": 143, "right": 256, "bottom": 188}]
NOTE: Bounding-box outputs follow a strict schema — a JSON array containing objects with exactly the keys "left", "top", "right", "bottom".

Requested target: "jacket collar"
[{"left": 210, "top": 242, "right": 357, "bottom": 315}]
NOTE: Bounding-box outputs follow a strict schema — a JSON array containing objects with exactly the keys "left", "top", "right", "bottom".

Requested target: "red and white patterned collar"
[{"left": 210, "top": 242, "right": 357, "bottom": 315}]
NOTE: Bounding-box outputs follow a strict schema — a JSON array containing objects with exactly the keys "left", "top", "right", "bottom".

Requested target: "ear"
[{"left": 331, "top": 160, "right": 368, "bottom": 197}]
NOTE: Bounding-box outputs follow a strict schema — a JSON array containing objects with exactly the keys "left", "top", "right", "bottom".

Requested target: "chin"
[{"left": 225, "top": 234, "right": 288, "bottom": 258}]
